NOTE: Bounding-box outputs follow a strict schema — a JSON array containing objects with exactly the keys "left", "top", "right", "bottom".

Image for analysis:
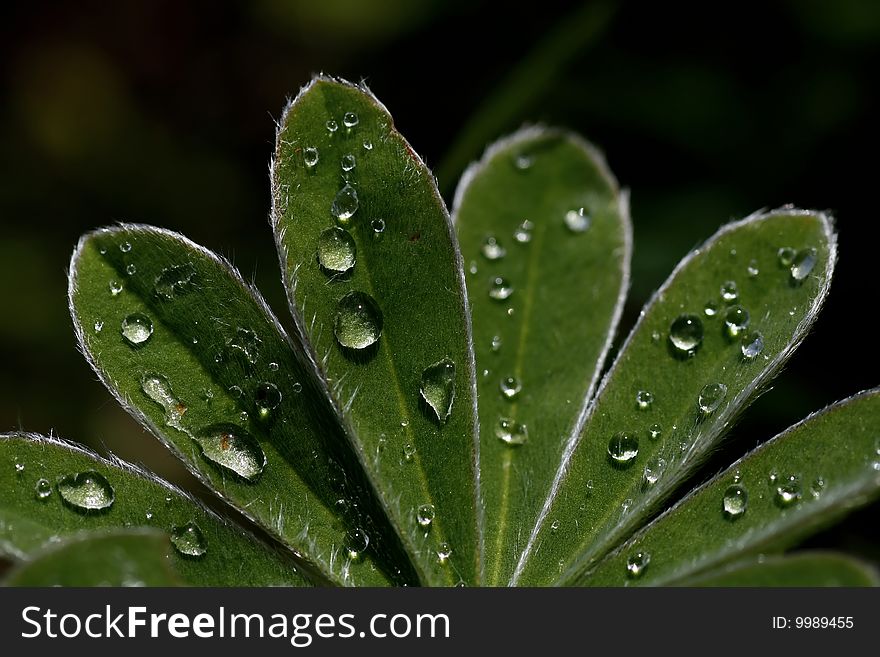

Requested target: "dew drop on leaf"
[
  {"left": 723, "top": 304, "right": 750, "bottom": 339},
  {"left": 371, "top": 218, "right": 386, "bottom": 238},
  {"left": 109, "top": 280, "right": 123, "bottom": 296},
  {"left": 317, "top": 227, "right": 357, "bottom": 274},
  {"left": 419, "top": 358, "right": 456, "bottom": 424},
  {"left": 326, "top": 119, "right": 338, "bottom": 134},
  {"left": 126, "top": 263, "right": 137, "bottom": 276},
  {"left": 489, "top": 276, "right": 514, "bottom": 301},
  {"left": 193, "top": 423, "right": 266, "bottom": 482},
  {"left": 668, "top": 314, "right": 703, "bottom": 356},
  {"left": 747, "top": 259, "right": 760, "bottom": 278},
  {"left": 141, "top": 373, "right": 187, "bottom": 433},
  {"left": 635, "top": 390, "right": 654, "bottom": 410},
  {"left": 437, "top": 542, "right": 452, "bottom": 564},
  {"left": 740, "top": 331, "right": 765, "bottom": 359},
  {"left": 346, "top": 528, "right": 369, "bottom": 561},
  {"left": 626, "top": 551, "right": 651, "bottom": 579},
  {"left": 256, "top": 382, "right": 282, "bottom": 419},
  {"left": 514, "top": 219, "right": 534, "bottom": 243},
  {"left": 720, "top": 280, "right": 739, "bottom": 303},
  {"left": 119, "top": 241, "right": 132, "bottom": 253},
  {"left": 170, "top": 522, "right": 207, "bottom": 558},
  {"left": 775, "top": 474, "right": 802, "bottom": 507},
  {"left": 94, "top": 320, "right": 104, "bottom": 332},
  {"left": 790, "top": 247, "right": 818, "bottom": 282},
  {"left": 495, "top": 417, "right": 528, "bottom": 446},
  {"left": 500, "top": 376, "right": 522, "bottom": 400},
  {"left": 121, "top": 313, "right": 153, "bottom": 347},
  {"left": 402, "top": 443, "right": 416, "bottom": 462},
  {"left": 777, "top": 246, "right": 795, "bottom": 266},
  {"left": 341, "top": 153, "right": 356, "bottom": 172},
  {"left": 481, "top": 235, "right": 506, "bottom": 260},
  {"left": 57, "top": 471, "right": 115, "bottom": 512},
  {"left": 698, "top": 382, "right": 728, "bottom": 415},
  {"left": 607, "top": 432, "right": 639, "bottom": 467},
  {"left": 343, "top": 111, "right": 359, "bottom": 129},
  {"left": 34, "top": 478, "right": 52, "bottom": 500},
  {"left": 417, "top": 504, "right": 435, "bottom": 528},
  {"left": 704, "top": 300, "right": 719, "bottom": 317},
  {"left": 564, "top": 207, "right": 591, "bottom": 233},
  {"left": 331, "top": 183, "right": 359, "bottom": 226},
  {"left": 649, "top": 423, "right": 662, "bottom": 440},
  {"left": 334, "top": 291, "right": 383, "bottom": 350},
  {"left": 362, "top": 140, "right": 373, "bottom": 151},
  {"left": 722, "top": 484, "right": 748, "bottom": 519},
  {"left": 154, "top": 263, "right": 198, "bottom": 300},
  {"left": 303, "top": 146, "right": 319, "bottom": 168},
  {"left": 643, "top": 456, "right": 666, "bottom": 487}
]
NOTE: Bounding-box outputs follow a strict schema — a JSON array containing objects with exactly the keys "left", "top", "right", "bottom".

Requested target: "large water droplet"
[
  {"left": 723, "top": 304, "right": 750, "bottom": 339},
  {"left": 193, "top": 423, "right": 266, "bottom": 482},
  {"left": 343, "top": 112, "right": 359, "bottom": 129},
  {"left": 256, "top": 382, "right": 282, "bottom": 419},
  {"left": 317, "top": 227, "right": 357, "bottom": 274},
  {"left": 777, "top": 247, "right": 795, "bottom": 266},
  {"left": 495, "top": 417, "right": 528, "bottom": 446},
  {"left": 35, "top": 478, "right": 52, "bottom": 500},
  {"left": 626, "top": 551, "right": 651, "bottom": 579},
  {"left": 417, "top": 504, "right": 435, "bottom": 528},
  {"left": 790, "top": 247, "right": 817, "bottom": 282},
  {"left": 154, "top": 263, "right": 198, "bottom": 300},
  {"left": 500, "top": 376, "right": 522, "bottom": 400},
  {"left": 514, "top": 219, "right": 534, "bottom": 243},
  {"left": 698, "top": 382, "right": 728, "bottom": 415},
  {"left": 668, "top": 314, "right": 703, "bottom": 356},
  {"left": 420, "top": 358, "right": 456, "bottom": 424},
  {"left": 121, "top": 313, "right": 153, "bottom": 347},
  {"left": 636, "top": 390, "right": 654, "bottom": 410},
  {"left": 345, "top": 528, "right": 369, "bottom": 560},
  {"left": 720, "top": 280, "right": 739, "bottom": 303},
  {"left": 331, "top": 184, "right": 359, "bottom": 225},
  {"left": 481, "top": 235, "right": 506, "bottom": 260},
  {"left": 57, "top": 471, "right": 115, "bottom": 511},
  {"left": 722, "top": 484, "right": 748, "bottom": 519},
  {"left": 170, "top": 522, "right": 207, "bottom": 557},
  {"left": 774, "top": 474, "right": 801, "bottom": 507},
  {"left": 303, "top": 146, "right": 319, "bottom": 168},
  {"left": 334, "top": 291, "right": 383, "bottom": 350},
  {"left": 741, "top": 331, "right": 765, "bottom": 359},
  {"left": 564, "top": 207, "right": 591, "bottom": 233},
  {"left": 489, "top": 276, "right": 514, "bottom": 301},
  {"left": 607, "top": 433, "right": 639, "bottom": 467},
  {"left": 141, "top": 373, "right": 187, "bottom": 433}
]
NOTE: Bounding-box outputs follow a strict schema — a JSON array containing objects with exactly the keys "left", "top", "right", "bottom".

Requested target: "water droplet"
[
  {"left": 811, "top": 477, "right": 826, "bottom": 498},
  {"left": 651, "top": 330, "right": 661, "bottom": 344},
  {"left": 292, "top": 382, "right": 303, "bottom": 393},
  {"left": 643, "top": 456, "right": 666, "bottom": 487},
  {"left": 154, "top": 263, "right": 198, "bottom": 300},
  {"left": 564, "top": 207, "right": 590, "bottom": 233},
  {"left": 35, "top": 478, "right": 52, "bottom": 500},
  {"left": 468, "top": 260, "right": 478, "bottom": 275},
  {"left": 481, "top": 235, "right": 506, "bottom": 260},
  {"left": 326, "top": 119, "right": 338, "bottom": 133},
  {"left": 720, "top": 280, "right": 738, "bottom": 303},
  {"left": 747, "top": 259, "right": 759, "bottom": 278},
  {"left": 722, "top": 484, "right": 748, "bottom": 519},
  {"left": 740, "top": 331, "right": 765, "bottom": 359},
  {"left": 723, "top": 304, "right": 750, "bottom": 339},
  {"left": 489, "top": 276, "right": 514, "bottom": 301},
  {"left": 514, "top": 154, "right": 532, "bottom": 170},
  {"left": 193, "top": 424, "right": 266, "bottom": 482},
  {"left": 141, "top": 374, "right": 187, "bottom": 433},
  {"left": 343, "top": 112, "right": 359, "bottom": 129},
  {"left": 341, "top": 153, "right": 356, "bottom": 172},
  {"left": 704, "top": 300, "right": 719, "bottom": 317},
  {"left": 371, "top": 218, "right": 386, "bottom": 238},
  {"left": 420, "top": 358, "right": 456, "bottom": 423},
  {"left": 57, "top": 471, "right": 115, "bottom": 511},
  {"left": 495, "top": 417, "right": 528, "bottom": 446},
  {"left": 437, "top": 543, "right": 452, "bottom": 563},
  {"left": 649, "top": 423, "right": 662, "bottom": 440},
  {"left": 331, "top": 183, "right": 359, "bottom": 225},
  {"left": 403, "top": 443, "right": 416, "bottom": 462},
  {"left": 626, "top": 551, "right": 651, "bottom": 579},
  {"left": 238, "top": 411, "right": 249, "bottom": 424},
  {"left": 125, "top": 263, "right": 137, "bottom": 276},
  {"left": 255, "top": 382, "right": 282, "bottom": 418},
  {"left": 768, "top": 470, "right": 779, "bottom": 485},
  {"left": 668, "top": 314, "right": 703, "bottom": 356},
  {"left": 170, "top": 522, "right": 207, "bottom": 557},
  {"left": 550, "top": 519, "right": 561, "bottom": 532},
  {"left": 345, "top": 528, "right": 369, "bottom": 560},
  {"left": 400, "top": 420, "right": 410, "bottom": 428},
  {"left": 121, "top": 313, "right": 154, "bottom": 347},
  {"left": 417, "top": 504, "right": 435, "bottom": 528},
  {"left": 109, "top": 280, "right": 123, "bottom": 296},
  {"left": 636, "top": 390, "right": 654, "bottom": 410},
  {"left": 607, "top": 433, "right": 639, "bottom": 467},
  {"left": 778, "top": 246, "right": 796, "bottom": 266},
  {"left": 362, "top": 140, "right": 373, "bottom": 151},
  {"left": 514, "top": 219, "right": 534, "bottom": 243},
  {"left": 491, "top": 335, "right": 502, "bottom": 352},
  {"left": 268, "top": 362, "right": 279, "bottom": 372},
  {"left": 94, "top": 320, "right": 104, "bottom": 332},
  {"left": 120, "top": 241, "right": 132, "bottom": 253},
  {"left": 303, "top": 146, "right": 319, "bottom": 168},
  {"left": 775, "top": 475, "right": 802, "bottom": 507},
  {"left": 226, "top": 327, "right": 262, "bottom": 367},
  {"left": 500, "top": 376, "right": 522, "bottom": 400},
  {"left": 228, "top": 385, "right": 243, "bottom": 398},
  {"left": 790, "top": 247, "right": 817, "bottom": 282},
  {"left": 317, "top": 227, "right": 357, "bottom": 274},
  {"left": 698, "top": 382, "right": 728, "bottom": 415},
  {"left": 334, "top": 291, "right": 382, "bottom": 349}
]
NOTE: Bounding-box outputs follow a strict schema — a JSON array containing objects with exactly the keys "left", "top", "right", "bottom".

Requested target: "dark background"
[{"left": 1, "top": 0, "right": 878, "bottom": 567}]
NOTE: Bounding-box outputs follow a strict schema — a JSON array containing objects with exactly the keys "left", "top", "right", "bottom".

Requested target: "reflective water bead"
[
  {"left": 334, "top": 291, "right": 383, "bottom": 349},
  {"left": 489, "top": 277, "right": 514, "bottom": 301},
  {"left": 437, "top": 543, "right": 452, "bottom": 563},
  {"left": 120, "top": 241, "right": 132, "bottom": 253},
  {"left": 343, "top": 111, "right": 359, "bottom": 129},
  {"left": 126, "top": 263, "right": 137, "bottom": 276},
  {"left": 720, "top": 280, "right": 738, "bottom": 303},
  {"left": 564, "top": 207, "right": 590, "bottom": 233},
  {"left": 331, "top": 183, "right": 359, "bottom": 225},
  {"left": 154, "top": 263, "right": 198, "bottom": 300},
  {"left": 636, "top": 390, "right": 654, "bottom": 410},
  {"left": 723, "top": 304, "right": 750, "bottom": 339},
  {"left": 255, "top": 382, "right": 282, "bottom": 417},
  {"left": 57, "top": 471, "right": 115, "bottom": 511},
  {"left": 481, "top": 235, "right": 506, "bottom": 260},
  {"left": 500, "top": 376, "right": 522, "bottom": 400},
  {"left": 141, "top": 373, "right": 187, "bottom": 433},
  {"left": 648, "top": 423, "right": 662, "bottom": 440},
  {"left": 326, "top": 119, "right": 338, "bottom": 133},
  {"left": 704, "top": 300, "right": 719, "bottom": 317},
  {"left": 341, "top": 153, "right": 356, "bottom": 171},
  {"left": 419, "top": 358, "right": 456, "bottom": 424},
  {"left": 303, "top": 146, "right": 319, "bottom": 168},
  {"left": 121, "top": 313, "right": 154, "bottom": 347},
  {"left": 362, "top": 140, "right": 373, "bottom": 151},
  {"left": 643, "top": 456, "right": 666, "bottom": 487},
  {"left": 495, "top": 417, "right": 528, "bottom": 446},
  {"left": 416, "top": 504, "right": 435, "bottom": 528},
  {"left": 491, "top": 335, "right": 502, "bottom": 352},
  {"left": 668, "top": 314, "right": 703, "bottom": 356},
  {"left": 171, "top": 522, "right": 207, "bottom": 557},
  {"left": 345, "top": 528, "right": 369, "bottom": 561},
  {"left": 626, "top": 551, "right": 651, "bottom": 579},
  {"left": 371, "top": 218, "right": 386, "bottom": 237},
  {"left": 109, "top": 280, "right": 123, "bottom": 296},
  {"left": 777, "top": 246, "right": 795, "bottom": 266},
  {"left": 698, "top": 382, "right": 728, "bottom": 415},
  {"left": 740, "top": 331, "right": 765, "bottom": 359},
  {"left": 317, "top": 227, "right": 357, "bottom": 274},
  {"left": 514, "top": 219, "right": 534, "bottom": 243},
  {"left": 193, "top": 423, "right": 266, "bottom": 482},
  {"left": 403, "top": 443, "right": 416, "bottom": 462},
  {"left": 94, "top": 320, "right": 104, "bottom": 332},
  {"left": 35, "top": 478, "right": 52, "bottom": 500},
  {"left": 775, "top": 475, "right": 802, "bottom": 507},
  {"left": 790, "top": 247, "right": 817, "bottom": 282},
  {"left": 607, "top": 433, "right": 639, "bottom": 467},
  {"left": 722, "top": 484, "right": 748, "bottom": 519},
  {"left": 747, "top": 259, "right": 759, "bottom": 278}
]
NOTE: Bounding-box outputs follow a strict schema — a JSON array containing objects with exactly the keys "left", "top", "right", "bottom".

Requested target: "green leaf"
[
  {"left": 453, "top": 127, "right": 631, "bottom": 584},
  {"left": 681, "top": 553, "right": 880, "bottom": 587},
  {"left": 272, "top": 76, "right": 481, "bottom": 586},
  {"left": 68, "top": 225, "right": 410, "bottom": 586},
  {"left": 584, "top": 388, "right": 880, "bottom": 586},
  {"left": 5, "top": 528, "right": 183, "bottom": 587},
  {"left": 512, "top": 208, "right": 837, "bottom": 585},
  {"left": 0, "top": 433, "right": 306, "bottom": 586}
]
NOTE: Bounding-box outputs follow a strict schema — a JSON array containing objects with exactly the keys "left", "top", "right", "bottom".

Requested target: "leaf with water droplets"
[
  {"left": 513, "top": 208, "right": 836, "bottom": 585},
  {"left": 453, "top": 126, "right": 630, "bottom": 584},
  {"left": 585, "top": 388, "right": 880, "bottom": 586},
  {"left": 4, "top": 528, "right": 183, "bottom": 587},
  {"left": 272, "top": 76, "right": 481, "bottom": 585},
  {"left": 680, "top": 553, "right": 880, "bottom": 587},
  {"left": 68, "top": 224, "right": 411, "bottom": 586},
  {"left": 0, "top": 432, "right": 306, "bottom": 586}
]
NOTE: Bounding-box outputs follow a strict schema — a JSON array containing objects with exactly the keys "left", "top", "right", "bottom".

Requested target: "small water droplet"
[
  {"left": 495, "top": 417, "right": 528, "bottom": 446},
  {"left": 723, "top": 304, "right": 750, "bottom": 339},
  {"left": 334, "top": 291, "right": 383, "bottom": 349},
  {"left": 326, "top": 119, "right": 338, "bottom": 134},
  {"left": 550, "top": 519, "right": 561, "bottom": 532},
  {"left": 170, "top": 522, "right": 207, "bottom": 557},
  {"left": 468, "top": 260, "right": 478, "bottom": 275},
  {"left": 94, "top": 320, "right": 104, "bottom": 332},
  {"left": 500, "top": 376, "right": 522, "bottom": 400},
  {"left": 437, "top": 543, "right": 452, "bottom": 563},
  {"left": 636, "top": 390, "right": 654, "bottom": 410},
  {"left": 362, "top": 140, "right": 373, "bottom": 151},
  {"left": 403, "top": 443, "right": 416, "bottom": 461},
  {"left": 768, "top": 470, "right": 779, "bottom": 485},
  {"left": 121, "top": 313, "right": 154, "bottom": 347},
  {"left": 57, "top": 471, "right": 115, "bottom": 511},
  {"left": 120, "top": 241, "right": 132, "bottom": 253},
  {"left": 668, "top": 314, "right": 703, "bottom": 356},
  {"left": 778, "top": 246, "right": 796, "bottom": 266},
  {"left": 607, "top": 432, "right": 639, "bottom": 467},
  {"left": 740, "top": 331, "right": 765, "bottom": 359},
  {"left": 704, "top": 300, "right": 719, "bottom": 317},
  {"left": 109, "top": 280, "right": 123, "bottom": 296},
  {"left": 790, "top": 247, "right": 817, "bottom": 282},
  {"left": 400, "top": 420, "right": 410, "bottom": 428},
  {"left": 341, "top": 153, "right": 356, "bottom": 172},
  {"left": 651, "top": 330, "right": 661, "bottom": 344},
  {"left": 345, "top": 528, "right": 369, "bottom": 560},
  {"left": 720, "top": 280, "right": 739, "bottom": 303},
  {"left": 643, "top": 456, "right": 666, "bottom": 487},
  {"left": 239, "top": 411, "right": 249, "bottom": 424},
  {"left": 35, "top": 478, "right": 52, "bottom": 500},
  {"left": 141, "top": 373, "right": 187, "bottom": 433},
  {"left": 490, "top": 335, "right": 502, "bottom": 352},
  {"left": 481, "top": 235, "right": 506, "bottom": 260},
  {"left": 722, "top": 484, "right": 748, "bottom": 519},
  {"left": 343, "top": 112, "right": 359, "bottom": 129},
  {"left": 417, "top": 504, "right": 435, "bottom": 528},
  {"left": 626, "top": 551, "right": 651, "bottom": 579},
  {"left": 371, "top": 218, "right": 386, "bottom": 238},
  {"left": 811, "top": 477, "right": 826, "bottom": 498},
  {"left": 317, "top": 227, "right": 357, "bottom": 274},
  {"left": 154, "top": 263, "right": 198, "bottom": 300},
  {"left": 303, "top": 146, "right": 319, "bottom": 168},
  {"left": 420, "top": 358, "right": 456, "bottom": 424},
  {"left": 292, "top": 382, "right": 303, "bottom": 393},
  {"left": 268, "top": 362, "right": 279, "bottom": 372},
  {"left": 193, "top": 423, "right": 266, "bottom": 482},
  {"left": 649, "top": 423, "right": 662, "bottom": 440},
  {"left": 514, "top": 219, "right": 534, "bottom": 243},
  {"left": 564, "top": 207, "right": 591, "bottom": 233},
  {"left": 775, "top": 474, "right": 802, "bottom": 507},
  {"left": 331, "top": 183, "right": 359, "bottom": 225},
  {"left": 747, "top": 259, "right": 760, "bottom": 278},
  {"left": 698, "top": 382, "right": 728, "bottom": 415},
  {"left": 228, "top": 385, "right": 243, "bottom": 398},
  {"left": 489, "top": 276, "right": 514, "bottom": 301},
  {"left": 514, "top": 154, "right": 532, "bottom": 170},
  {"left": 256, "top": 382, "right": 282, "bottom": 419},
  {"left": 125, "top": 263, "right": 137, "bottom": 276}
]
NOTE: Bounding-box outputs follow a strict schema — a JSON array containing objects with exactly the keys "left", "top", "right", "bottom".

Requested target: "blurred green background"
[{"left": 1, "top": 0, "right": 878, "bottom": 564}]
